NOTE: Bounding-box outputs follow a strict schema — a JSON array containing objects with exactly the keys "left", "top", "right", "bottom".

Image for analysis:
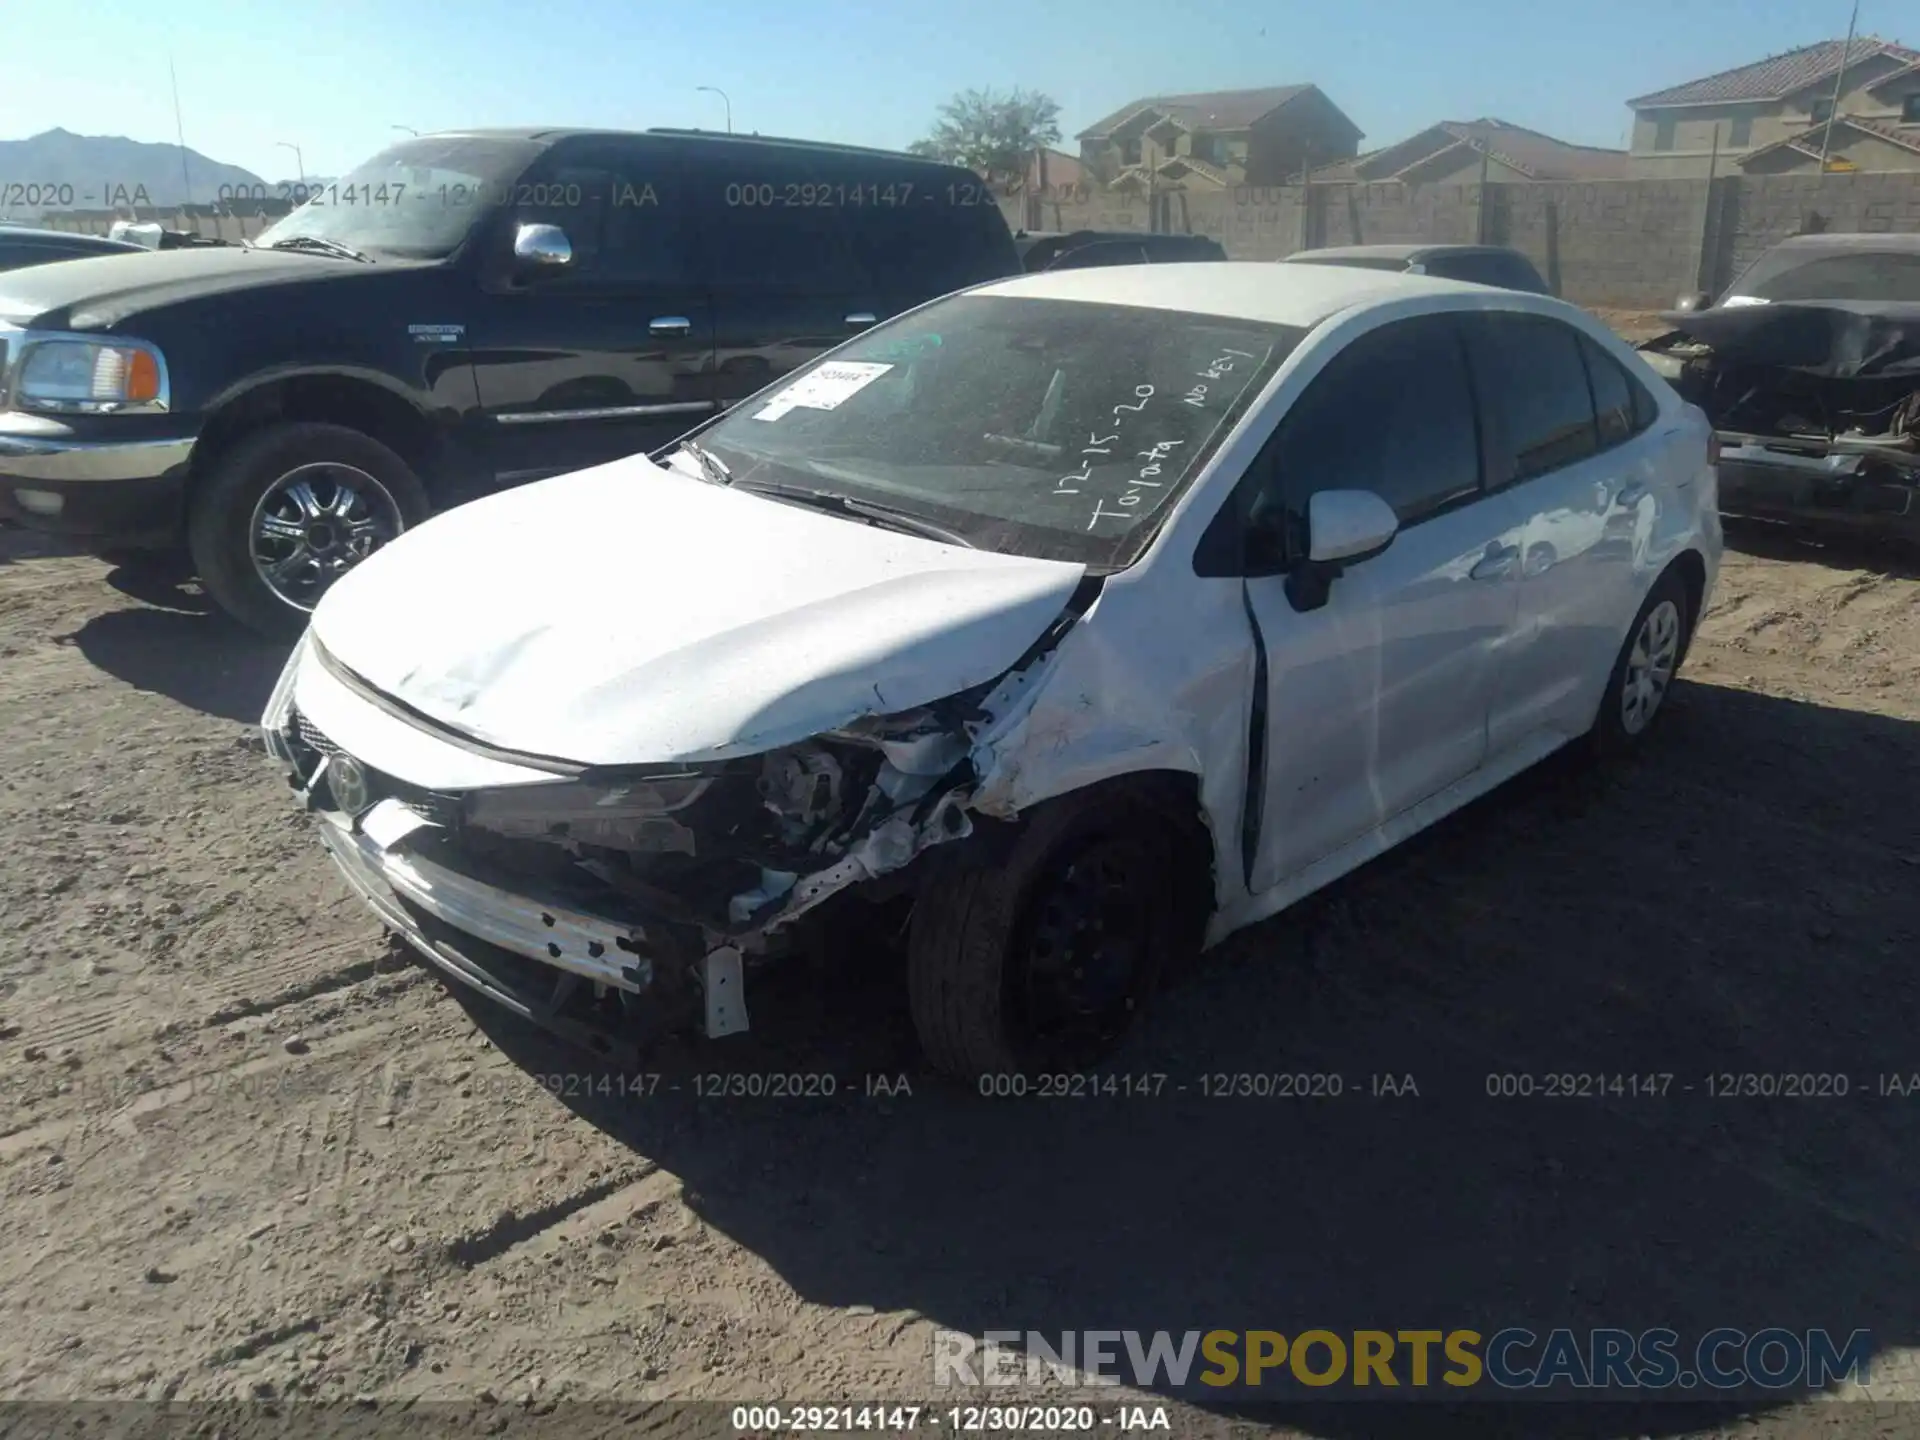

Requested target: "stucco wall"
[{"left": 1002, "top": 169, "right": 1920, "bottom": 307}]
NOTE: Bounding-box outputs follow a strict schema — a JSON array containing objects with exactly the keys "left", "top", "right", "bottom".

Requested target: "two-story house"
[
  {"left": 1076, "top": 85, "right": 1362, "bottom": 191},
  {"left": 1629, "top": 35, "right": 1920, "bottom": 178}
]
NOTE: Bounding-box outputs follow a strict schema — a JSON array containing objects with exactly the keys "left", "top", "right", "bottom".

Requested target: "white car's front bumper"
[{"left": 314, "top": 801, "right": 653, "bottom": 995}]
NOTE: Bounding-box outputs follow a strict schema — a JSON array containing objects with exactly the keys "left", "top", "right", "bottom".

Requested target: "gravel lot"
[{"left": 3, "top": 507, "right": 1919, "bottom": 1437}]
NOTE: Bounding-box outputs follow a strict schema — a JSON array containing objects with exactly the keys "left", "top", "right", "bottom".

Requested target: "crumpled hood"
[{"left": 310, "top": 455, "right": 1088, "bottom": 766}]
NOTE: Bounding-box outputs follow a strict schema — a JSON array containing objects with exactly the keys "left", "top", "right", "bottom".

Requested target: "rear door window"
[{"left": 1460, "top": 312, "right": 1601, "bottom": 485}]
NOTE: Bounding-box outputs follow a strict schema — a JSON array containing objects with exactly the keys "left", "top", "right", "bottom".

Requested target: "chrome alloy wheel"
[
  {"left": 1621, "top": 598, "right": 1681, "bottom": 736},
  {"left": 249, "top": 462, "right": 405, "bottom": 611}
]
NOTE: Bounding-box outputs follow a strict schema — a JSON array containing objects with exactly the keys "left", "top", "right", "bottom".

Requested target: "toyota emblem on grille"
[{"left": 328, "top": 754, "right": 371, "bottom": 815}]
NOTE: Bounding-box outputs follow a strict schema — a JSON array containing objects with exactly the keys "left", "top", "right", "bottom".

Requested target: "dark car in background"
[
  {"left": 0, "top": 225, "right": 145, "bottom": 273},
  {"left": 1283, "top": 242, "right": 1552, "bottom": 295},
  {"left": 1640, "top": 233, "right": 1920, "bottom": 542},
  {"left": 0, "top": 128, "right": 1021, "bottom": 635},
  {"left": 1015, "top": 228, "right": 1226, "bottom": 272}
]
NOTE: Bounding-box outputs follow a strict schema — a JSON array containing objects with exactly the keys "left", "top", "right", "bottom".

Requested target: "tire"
[
  {"left": 1585, "top": 567, "right": 1693, "bottom": 759},
  {"left": 906, "top": 783, "right": 1208, "bottom": 1080},
  {"left": 188, "top": 422, "right": 429, "bottom": 640}
]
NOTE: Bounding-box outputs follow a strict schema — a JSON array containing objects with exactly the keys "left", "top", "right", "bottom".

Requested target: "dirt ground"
[{"left": 3, "top": 509, "right": 1920, "bottom": 1438}]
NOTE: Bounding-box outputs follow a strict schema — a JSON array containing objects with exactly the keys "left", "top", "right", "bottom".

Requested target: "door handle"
[
  {"left": 844, "top": 312, "right": 878, "bottom": 328},
  {"left": 1469, "top": 542, "right": 1519, "bottom": 581},
  {"left": 649, "top": 315, "right": 692, "bottom": 336},
  {"left": 1613, "top": 482, "right": 1647, "bottom": 508}
]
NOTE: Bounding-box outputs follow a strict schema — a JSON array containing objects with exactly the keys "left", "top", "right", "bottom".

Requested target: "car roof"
[
  {"left": 1287, "top": 243, "right": 1517, "bottom": 263},
  {"left": 971, "top": 260, "right": 1502, "bottom": 327},
  {"left": 0, "top": 225, "right": 143, "bottom": 252},
  {"left": 1756, "top": 232, "right": 1920, "bottom": 255},
  {"left": 422, "top": 126, "right": 956, "bottom": 165}
]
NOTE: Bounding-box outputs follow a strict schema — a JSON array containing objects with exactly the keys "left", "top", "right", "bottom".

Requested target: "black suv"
[{"left": 0, "top": 128, "right": 1019, "bottom": 635}]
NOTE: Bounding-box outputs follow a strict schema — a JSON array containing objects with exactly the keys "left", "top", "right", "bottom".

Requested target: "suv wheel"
[
  {"left": 189, "top": 422, "right": 428, "bottom": 639},
  {"left": 906, "top": 785, "right": 1208, "bottom": 1080}
]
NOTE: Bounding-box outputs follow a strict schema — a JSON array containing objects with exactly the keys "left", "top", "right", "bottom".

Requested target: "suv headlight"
[{"left": 12, "top": 335, "right": 169, "bottom": 413}]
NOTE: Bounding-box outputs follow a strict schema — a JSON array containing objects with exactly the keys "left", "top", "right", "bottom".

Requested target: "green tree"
[{"left": 910, "top": 87, "right": 1063, "bottom": 183}]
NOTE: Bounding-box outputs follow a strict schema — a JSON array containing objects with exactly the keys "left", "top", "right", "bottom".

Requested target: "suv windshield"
[
  {"left": 692, "top": 294, "right": 1304, "bottom": 569},
  {"left": 254, "top": 136, "right": 544, "bottom": 261}
]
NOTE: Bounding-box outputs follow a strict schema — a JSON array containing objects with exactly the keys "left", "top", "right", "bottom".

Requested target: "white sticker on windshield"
[{"left": 752, "top": 361, "right": 893, "bottom": 421}]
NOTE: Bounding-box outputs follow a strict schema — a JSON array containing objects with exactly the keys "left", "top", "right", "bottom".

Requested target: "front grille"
[
  {"left": 294, "top": 711, "right": 341, "bottom": 757},
  {"left": 288, "top": 706, "right": 463, "bottom": 827}
]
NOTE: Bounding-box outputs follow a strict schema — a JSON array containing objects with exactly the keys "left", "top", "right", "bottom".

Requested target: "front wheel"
[
  {"left": 188, "top": 422, "right": 429, "bottom": 639},
  {"left": 906, "top": 785, "right": 1208, "bottom": 1079}
]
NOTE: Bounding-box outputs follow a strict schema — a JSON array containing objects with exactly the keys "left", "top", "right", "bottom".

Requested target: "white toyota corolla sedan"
[{"left": 261, "top": 262, "right": 1722, "bottom": 1078}]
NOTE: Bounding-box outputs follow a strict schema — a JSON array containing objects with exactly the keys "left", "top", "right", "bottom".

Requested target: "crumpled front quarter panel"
[{"left": 970, "top": 565, "right": 1258, "bottom": 912}]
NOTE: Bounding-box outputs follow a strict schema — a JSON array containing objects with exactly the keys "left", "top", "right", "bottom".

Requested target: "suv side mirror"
[
  {"left": 512, "top": 222, "right": 572, "bottom": 272},
  {"left": 1285, "top": 489, "right": 1399, "bottom": 613}
]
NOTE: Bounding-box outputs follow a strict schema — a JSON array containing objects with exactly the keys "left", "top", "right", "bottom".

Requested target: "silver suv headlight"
[{"left": 7, "top": 332, "right": 170, "bottom": 413}]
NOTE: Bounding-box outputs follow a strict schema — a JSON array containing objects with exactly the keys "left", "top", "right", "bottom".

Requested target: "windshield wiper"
[
  {"left": 268, "top": 235, "right": 374, "bottom": 263},
  {"left": 672, "top": 440, "right": 731, "bottom": 486},
  {"left": 732, "top": 479, "right": 976, "bottom": 549}
]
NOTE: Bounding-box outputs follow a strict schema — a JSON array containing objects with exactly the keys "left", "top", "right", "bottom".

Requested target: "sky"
[{"left": 0, "top": 0, "right": 1901, "bottom": 182}]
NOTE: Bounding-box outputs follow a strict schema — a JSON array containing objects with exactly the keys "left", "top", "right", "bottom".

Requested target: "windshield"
[
  {"left": 1728, "top": 249, "right": 1920, "bottom": 304},
  {"left": 254, "top": 136, "right": 543, "bottom": 260},
  {"left": 691, "top": 294, "right": 1304, "bottom": 569}
]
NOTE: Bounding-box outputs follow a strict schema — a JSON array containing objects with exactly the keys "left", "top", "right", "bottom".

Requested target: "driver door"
[{"left": 1240, "top": 312, "right": 1528, "bottom": 892}]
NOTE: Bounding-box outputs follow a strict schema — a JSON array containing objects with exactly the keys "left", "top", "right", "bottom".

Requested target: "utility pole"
[{"left": 1816, "top": 0, "right": 1861, "bottom": 171}]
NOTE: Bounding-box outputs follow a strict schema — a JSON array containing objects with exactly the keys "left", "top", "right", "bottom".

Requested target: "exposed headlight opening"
[
  {"left": 463, "top": 773, "right": 717, "bottom": 849},
  {"left": 12, "top": 334, "right": 170, "bottom": 413}
]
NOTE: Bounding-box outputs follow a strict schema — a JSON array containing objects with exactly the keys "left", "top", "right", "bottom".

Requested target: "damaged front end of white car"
[{"left": 260, "top": 577, "right": 1106, "bottom": 1064}]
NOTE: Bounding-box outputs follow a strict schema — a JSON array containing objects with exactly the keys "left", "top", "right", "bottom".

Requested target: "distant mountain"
[{"left": 0, "top": 127, "right": 266, "bottom": 214}]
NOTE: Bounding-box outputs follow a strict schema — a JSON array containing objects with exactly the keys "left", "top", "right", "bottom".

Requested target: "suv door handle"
[
  {"left": 1469, "top": 542, "right": 1520, "bottom": 581},
  {"left": 1613, "top": 482, "right": 1647, "bottom": 508},
  {"left": 649, "top": 316, "right": 692, "bottom": 336},
  {"left": 845, "top": 312, "right": 878, "bottom": 328}
]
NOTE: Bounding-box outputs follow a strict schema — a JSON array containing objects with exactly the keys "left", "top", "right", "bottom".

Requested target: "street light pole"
[
  {"left": 276, "top": 141, "right": 305, "bottom": 185},
  {"left": 696, "top": 86, "right": 733, "bottom": 134}
]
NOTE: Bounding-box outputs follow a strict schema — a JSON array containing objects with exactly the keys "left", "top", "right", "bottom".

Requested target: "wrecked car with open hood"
[
  {"left": 1640, "top": 234, "right": 1920, "bottom": 539},
  {"left": 264, "top": 263, "right": 1720, "bottom": 1078}
]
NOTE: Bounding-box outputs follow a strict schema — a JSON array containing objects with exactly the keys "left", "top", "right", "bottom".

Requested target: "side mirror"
[
  {"left": 1284, "top": 489, "right": 1399, "bottom": 613},
  {"left": 1672, "top": 289, "right": 1711, "bottom": 313},
  {"left": 1307, "top": 489, "right": 1399, "bottom": 564},
  {"left": 512, "top": 222, "right": 572, "bottom": 271}
]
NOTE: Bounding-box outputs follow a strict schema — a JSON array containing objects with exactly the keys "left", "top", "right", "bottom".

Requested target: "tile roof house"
[
  {"left": 1306, "top": 118, "right": 1628, "bottom": 185},
  {"left": 1627, "top": 36, "right": 1920, "bottom": 176},
  {"left": 1076, "top": 84, "right": 1362, "bottom": 190}
]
